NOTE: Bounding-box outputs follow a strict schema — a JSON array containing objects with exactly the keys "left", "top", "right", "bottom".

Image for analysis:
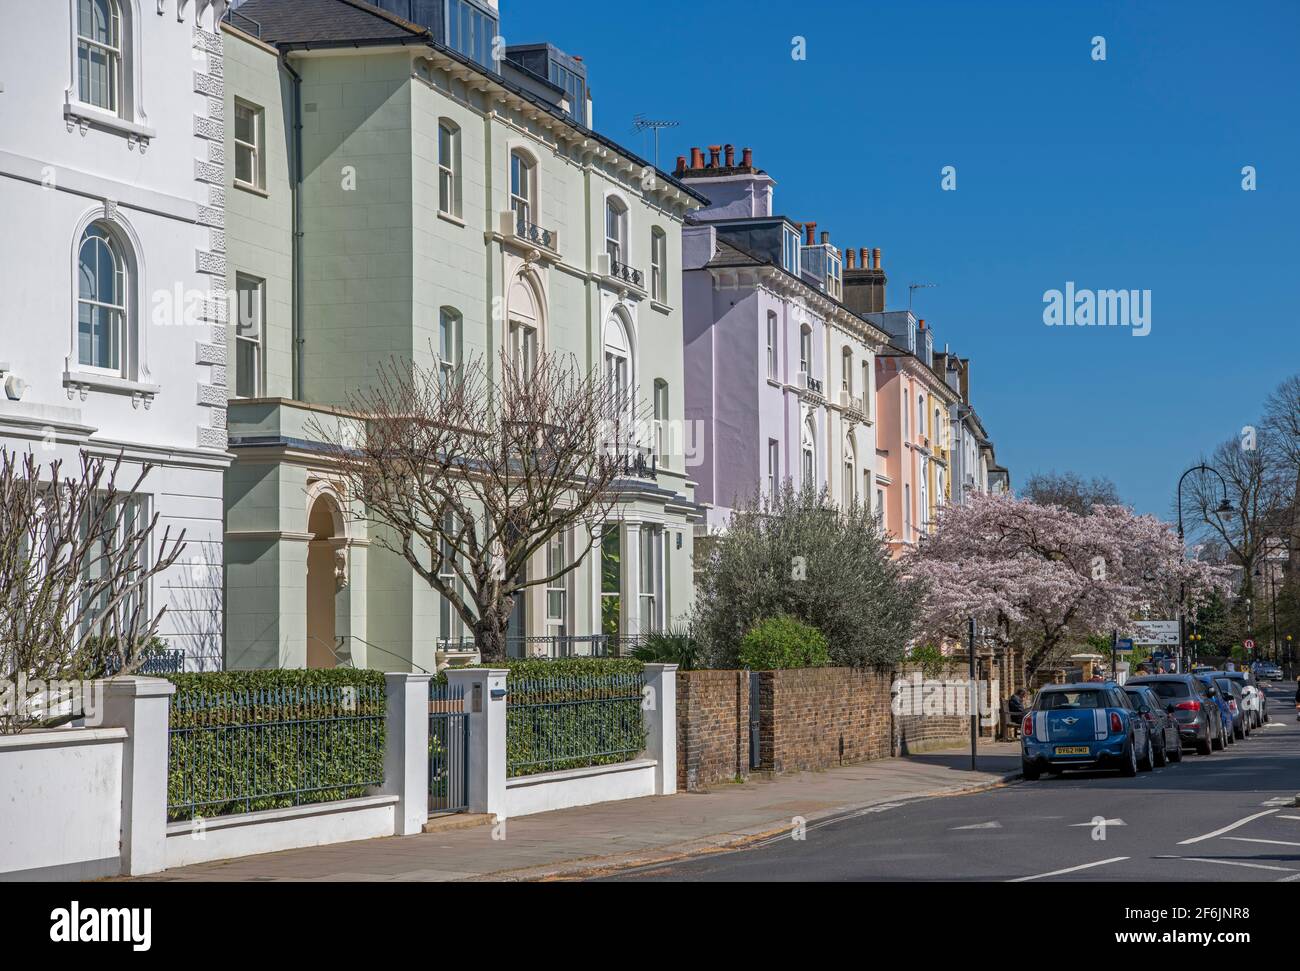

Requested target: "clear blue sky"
[{"left": 506, "top": 0, "right": 1300, "bottom": 519}]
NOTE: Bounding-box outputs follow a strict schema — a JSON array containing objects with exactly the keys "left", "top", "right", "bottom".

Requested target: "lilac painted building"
[{"left": 678, "top": 145, "right": 891, "bottom": 531}]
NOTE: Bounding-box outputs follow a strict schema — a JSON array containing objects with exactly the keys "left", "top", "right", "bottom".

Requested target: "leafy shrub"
[
  {"left": 165, "top": 668, "right": 386, "bottom": 821},
  {"left": 906, "top": 644, "right": 947, "bottom": 679},
  {"left": 632, "top": 626, "right": 700, "bottom": 670},
  {"left": 738, "top": 615, "right": 831, "bottom": 670},
  {"left": 694, "top": 480, "right": 920, "bottom": 668}
]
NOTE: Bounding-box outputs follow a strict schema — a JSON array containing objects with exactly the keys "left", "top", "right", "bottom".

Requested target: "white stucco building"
[{"left": 0, "top": 0, "right": 233, "bottom": 667}]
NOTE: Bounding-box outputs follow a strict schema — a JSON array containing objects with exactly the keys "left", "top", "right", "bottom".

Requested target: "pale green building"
[{"left": 219, "top": 2, "right": 705, "bottom": 672}]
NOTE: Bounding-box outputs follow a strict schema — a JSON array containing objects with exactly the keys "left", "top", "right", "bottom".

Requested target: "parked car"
[
  {"left": 1193, "top": 674, "right": 1236, "bottom": 747},
  {"left": 1021, "top": 682, "right": 1152, "bottom": 780},
  {"left": 1257, "top": 662, "right": 1284, "bottom": 681},
  {"left": 1212, "top": 676, "right": 1250, "bottom": 739},
  {"left": 1127, "top": 674, "right": 1226, "bottom": 755},
  {"left": 1123, "top": 684, "right": 1182, "bottom": 766},
  {"left": 1219, "top": 670, "right": 1267, "bottom": 727}
]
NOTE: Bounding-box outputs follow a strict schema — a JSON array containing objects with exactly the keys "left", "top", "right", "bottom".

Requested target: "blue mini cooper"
[{"left": 1020, "top": 683, "right": 1153, "bottom": 780}]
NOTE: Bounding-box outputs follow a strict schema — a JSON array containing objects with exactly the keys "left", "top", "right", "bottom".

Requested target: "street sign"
[
  {"left": 1132, "top": 620, "right": 1179, "bottom": 646},
  {"left": 1116, "top": 639, "right": 1134, "bottom": 654},
  {"left": 1243, "top": 638, "right": 1255, "bottom": 651}
]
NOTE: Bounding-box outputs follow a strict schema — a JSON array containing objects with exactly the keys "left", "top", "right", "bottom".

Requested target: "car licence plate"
[{"left": 1054, "top": 746, "right": 1090, "bottom": 756}]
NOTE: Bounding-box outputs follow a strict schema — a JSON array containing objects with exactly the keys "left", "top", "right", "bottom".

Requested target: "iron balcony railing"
[
  {"left": 515, "top": 216, "right": 557, "bottom": 251},
  {"left": 437, "top": 634, "right": 645, "bottom": 659},
  {"left": 609, "top": 259, "right": 644, "bottom": 288}
]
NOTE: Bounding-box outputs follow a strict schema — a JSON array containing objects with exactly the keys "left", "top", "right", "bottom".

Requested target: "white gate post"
[
  {"left": 384, "top": 672, "right": 432, "bottom": 836},
  {"left": 100, "top": 676, "right": 175, "bottom": 876},
  {"left": 446, "top": 667, "right": 508, "bottom": 820},
  {"left": 642, "top": 663, "right": 678, "bottom": 795}
]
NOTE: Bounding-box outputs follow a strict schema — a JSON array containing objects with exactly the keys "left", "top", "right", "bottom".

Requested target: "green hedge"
[
  {"left": 502, "top": 658, "right": 646, "bottom": 777},
  {"left": 738, "top": 615, "right": 831, "bottom": 669},
  {"left": 165, "top": 668, "right": 386, "bottom": 821}
]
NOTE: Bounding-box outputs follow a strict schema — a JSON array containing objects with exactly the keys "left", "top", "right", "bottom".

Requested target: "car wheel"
[
  {"left": 1211, "top": 724, "right": 1225, "bottom": 751},
  {"left": 1022, "top": 760, "right": 1041, "bottom": 781},
  {"left": 1235, "top": 720, "right": 1245, "bottom": 740},
  {"left": 1120, "top": 740, "right": 1139, "bottom": 777},
  {"left": 1196, "top": 731, "right": 1212, "bottom": 755},
  {"left": 1139, "top": 736, "right": 1154, "bottom": 771},
  {"left": 1153, "top": 735, "right": 1167, "bottom": 767},
  {"left": 1169, "top": 735, "right": 1183, "bottom": 762}
]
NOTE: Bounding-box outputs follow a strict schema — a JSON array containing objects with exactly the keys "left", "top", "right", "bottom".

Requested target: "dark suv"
[{"left": 1127, "top": 674, "right": 1226, "bottom": 755}]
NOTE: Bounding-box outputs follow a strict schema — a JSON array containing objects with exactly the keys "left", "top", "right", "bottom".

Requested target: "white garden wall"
[{"left": 0, "top": 728, "right": 126, "bottom": 881}]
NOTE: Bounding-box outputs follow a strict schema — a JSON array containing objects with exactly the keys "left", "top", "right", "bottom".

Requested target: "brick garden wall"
[
  {"left": 676, "top": 670, "right": 750, "bottom": 791},
  {"left": 677, "top": 663, "right": 979, "bottom": 786}
]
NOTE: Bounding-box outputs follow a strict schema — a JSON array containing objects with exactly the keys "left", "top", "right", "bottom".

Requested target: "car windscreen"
[
  {"left": 1136, "top": 681, "right": 1191, "bottom": 700},
  {"left": 1214, "top": 678, "right": 1238, "bottom": 696},
  {"left": 1037, "top": 690, "right": 1106, "bottom": 710}
]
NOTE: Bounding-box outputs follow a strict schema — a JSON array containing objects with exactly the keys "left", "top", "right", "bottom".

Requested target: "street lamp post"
[{"left": 1175, "top": 464, "right": 1234, "bottom": 675}]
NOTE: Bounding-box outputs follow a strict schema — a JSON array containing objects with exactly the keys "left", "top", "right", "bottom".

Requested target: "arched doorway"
[{"left": 306, "top": 493, "right": 342, "bottom": 669}]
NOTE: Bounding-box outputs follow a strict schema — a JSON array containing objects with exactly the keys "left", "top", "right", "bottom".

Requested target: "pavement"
[
  {"left": 141, "top": 738, "right": 1022, "bottom": 882},
  {"left": 608, "top": 681, "right": 1300, "bottom": 882}
]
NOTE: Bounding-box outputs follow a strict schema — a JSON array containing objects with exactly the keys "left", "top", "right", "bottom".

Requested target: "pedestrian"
[
  {"left": 1134, "top": 662, "right": 1151, "bottom": 677},
  {"left": 1008, "top": 689, "right": 1027, "bottom": 714}
]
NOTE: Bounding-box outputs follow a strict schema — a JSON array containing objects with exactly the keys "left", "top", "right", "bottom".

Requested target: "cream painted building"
[{"left": 220, "top": 0, "right": 705, "bottom": 671}]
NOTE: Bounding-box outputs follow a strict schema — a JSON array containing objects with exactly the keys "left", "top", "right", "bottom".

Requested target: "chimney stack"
[
  {"left": 873, "top": 247, "right": 882, "bottom": 270},
  {"left": 804, "top": 222, "right": 817, "bottom": 246},
  {"left": 842, "top": 244, "right": 888, "bottom": 315},
  {"left": 724, "top": 144, "right": 735, "bottom": 167},
  {"left": 845, "top": 249, "right": 856, "bottom": 269},
  {"left": 707, "top": 145, "right": 721, "bottom": 168},
  {"left": 690, "top": 147, "right": 705, "bottom": 170},
  {"left": 860, "top": 247, "right": 870, "bottom": 268},
  {"left": 820, "top": 231, "right": 830, "bottom": 245},
  {"left": 918, "top": 318, "right": 926, "bottom": 330},
  {"left": 675, "top": 154, "right": 687, "bottom": 175},
  {"left": 741, "top": 147, "right": 753, "bottom": 167}
]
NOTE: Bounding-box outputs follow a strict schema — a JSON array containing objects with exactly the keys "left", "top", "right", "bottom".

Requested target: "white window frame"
[
  {"left": 438, "top": 120, "right": 461, "bottom": 217},
  {"left": 438, "top": 509, "right": 464, "bottom": 643},
  {"left": 653, "top": 378, "right": 668, "bottom": 463},
  {"left": 799, "top": 324, "right": 812, "bottom": 376},
  {"left": 234, "top": 100, "right": 264, "bottom": 192},
  {"left": 767, "top": 439, "right": 779, "bottom": 497},
  {"left": 650, "top": 227, "right": 667, "bottom": 302},
  {"left": 545, "top": 531, "right": 569, "bottom": 637},
  {"left": 76, "top": 0, "right": 123, "bottom": 115},
  {"left": 76, "top": 223, "right": 127, "bottom": 377},
  {"left": 233, "top": 273, "right": 265, "bottom": 398},
  {"left": 510, "top": 149, "right": 535, "bottom": 228},
  {"left": 605, "top": 197, "right": 628, "bottom": 266},
  {"left": 438, "top": 306, "right": 462, "bottom": 387},
  {"left": 766, "top": 312, "right": 779, "bottom": 379},
  {"left": 509, "top": 318, "right": 538, "bottom": 385}
]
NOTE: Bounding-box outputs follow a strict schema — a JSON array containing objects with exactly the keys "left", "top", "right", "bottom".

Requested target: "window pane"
[
  {"left": 236, "top": 338, "right": 258, "bottom": 398},
  {"left": 235, "top": 105, "right": 254, "bottom": 145},
  {"left": 235, "top": 144, "right": 254, "bottom": 186}
]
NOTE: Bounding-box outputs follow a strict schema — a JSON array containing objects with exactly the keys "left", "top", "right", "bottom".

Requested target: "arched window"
[
  {"left": 650, "top": 227, "right": 667, "bottom": 302},
  {"left": 935, "top": 407, "right": 943, "bottom": 450},
  {"left": 841, "top": 348, "right": 853, "bottom": 397},
  {"left": 604, "top": 313, "right": 632, "bottom": 430},
  {"left": 799, "top": 324, "right": 812, "bottom": 376},
  {"left": 605, "top": 197, "right": 628, "bottom": 266},
  {"left": 77, "top": 223, "right": 126, "bottom": 373},
  {"left": 438, "top": 306, "right": 461, "bottom": 386},
  {"left": 510, "top": 149, "right": 536, "bottom": 228},
  {"left": 843, "top": 436, "right": 856, "bottom": 503},
  {"left": 77, "top": 0, "right": 122, "bottom": 113},
  {"left": 917, "top": 394, "right": 926, "bottom": 440},
  {"left": 439, "top": 120, "right": 461, "bottom": 217},
  {"left": 507, "top": 274, "right": 541, "bottom": 385},
  {"left": 801, "top": 417, "right": 816, "bottom": 487}
]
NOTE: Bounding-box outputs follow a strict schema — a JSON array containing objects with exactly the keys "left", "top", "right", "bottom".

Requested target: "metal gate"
[
  {"left": 749, "top": 671, "right": 761, "bottom": 770},
  {"left": 429, "top": 682, "right": 469, "bottom": 813}
]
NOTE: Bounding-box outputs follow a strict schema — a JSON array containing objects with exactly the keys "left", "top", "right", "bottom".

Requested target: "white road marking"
[
  {"left": 1008, "top": 857, "right": 1129, "bottom": 882},
  {"left": 1224, "top": 837, "right": 1300, "bottom": 848},
  {"left": 1261, "top": 797, "right": 1293, "bottom": 806},
  {"left": 951, "top": 821, "right": 1002, "bottom": 830},
  {"left": 1156, "top": 855, "right": 1298, "bottom": 874},
  {"left": 1070, "top": 818, "right": 1126, "bottom": 827},
  {"left": 1277, "top": 815, "right": 1300, "bottom": 821},
  {"left": 1278, "top": 872, "right": 1300, "bottom": 883},
  {"left": 1177, "top": 810, "right": 1278, "bottom": 845}
]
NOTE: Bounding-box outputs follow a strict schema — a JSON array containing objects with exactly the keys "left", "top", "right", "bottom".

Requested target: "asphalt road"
[{"left": 608, "top": 681, "right": 1300, "bottom": 882}]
